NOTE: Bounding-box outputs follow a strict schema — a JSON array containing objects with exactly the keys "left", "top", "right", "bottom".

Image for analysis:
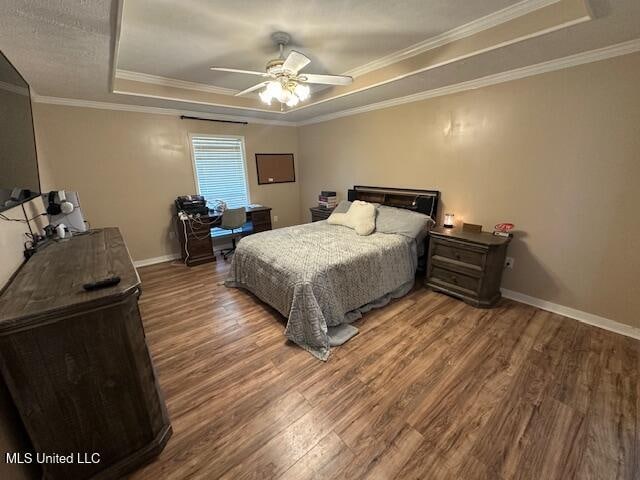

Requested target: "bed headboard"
[{"left": 347, "top": 186, "right": 440, "bottom": 220}]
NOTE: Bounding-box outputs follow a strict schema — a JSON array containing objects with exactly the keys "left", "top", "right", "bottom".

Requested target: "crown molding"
[
  {"left": 298, "top": 38, "right": 640, "bottom": 126},
  {"left": 115, "top": 69, "right": 239, "bottom": 96},
  {"left": 289, "top": 0, "right": 592, "bottom": 114},
  {"left": 30, "top": 94, "right": 297, "bottom": 126},
  {"left": 343, "top": 0, "right": 561, "bottom": 78},
  {"left": 112, "top": 0, "right": 562, "bottom": 102},
  {"left": 30, "top": 39, "right": 640, "bottom": 127}
]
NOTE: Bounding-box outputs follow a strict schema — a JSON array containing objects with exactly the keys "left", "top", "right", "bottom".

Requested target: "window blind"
[{"left": 190, "top": 135, "right": 249, "bottom": 210}]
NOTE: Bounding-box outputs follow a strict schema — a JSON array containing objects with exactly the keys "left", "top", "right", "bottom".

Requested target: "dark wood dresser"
[
  {"left": 176, "top": 206, "right": 272, "bottom": 266},
  {"left": 309, "top": 206, "right": 334, "bottom": 222},
  {"left": 248, "top": 206, "right": 272, "bottom": 233},
  {"left": 176, "top": 215, "right": 216, "bottom": 266},
  {"left": 0, "top": 228, "right": 171, "bottom": 479},
  {"left": 426, "top": 227, "right": 511, "bottom": 307}
]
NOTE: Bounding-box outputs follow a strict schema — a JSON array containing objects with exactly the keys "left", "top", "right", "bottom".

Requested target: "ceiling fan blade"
[
  {"left": 298, "top": 73, "right": 353, "bottom": 86},
  {"left": 235, "top": 81, "right": 269, "bottom": 96},
  {"left": 283, "top": 50, "right": 311, "bottom": 73},
  {"left": 210, "top": 67, "right": 268, "bottom": 77}
]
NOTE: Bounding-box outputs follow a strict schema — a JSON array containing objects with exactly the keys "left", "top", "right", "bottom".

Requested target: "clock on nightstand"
[{"left": 426, "top": 227, "right": 511, "bottom": 307}]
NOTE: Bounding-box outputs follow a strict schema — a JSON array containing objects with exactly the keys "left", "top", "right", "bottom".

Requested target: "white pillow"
[{"left": 327, "top": 200, "right": 376, "bottom": 235}]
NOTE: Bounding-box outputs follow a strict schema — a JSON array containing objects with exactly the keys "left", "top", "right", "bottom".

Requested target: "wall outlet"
[
  {"left": 273, "top": 215, "right": 279, "bottom": 223},
  {"left": 505, "top": 257, "right": 515, "bottom": 269}
]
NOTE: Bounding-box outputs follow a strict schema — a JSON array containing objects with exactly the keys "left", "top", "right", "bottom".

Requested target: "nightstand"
[
  {"left": 426, "top": 227, "right": 511, "bottom": 307},
  {"left": 310, "top": 206, "right": 334, "bottom": 222}
]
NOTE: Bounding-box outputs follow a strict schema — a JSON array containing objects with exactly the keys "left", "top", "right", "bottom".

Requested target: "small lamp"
[{"left": 443, "top": 213, "right": 455, "bottom": 229}]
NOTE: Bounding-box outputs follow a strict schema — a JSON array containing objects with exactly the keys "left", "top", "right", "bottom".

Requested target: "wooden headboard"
[{"left": 347, "top": 186, "right": 440, "bottom": 220}]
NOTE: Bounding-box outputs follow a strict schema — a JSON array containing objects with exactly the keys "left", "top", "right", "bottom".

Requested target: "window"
[
  {"left": 190, "top": 134, "right": 249, "bottom": 210},
  {"left": 190, "top": 134, "right": 250, "bottom": 238}
]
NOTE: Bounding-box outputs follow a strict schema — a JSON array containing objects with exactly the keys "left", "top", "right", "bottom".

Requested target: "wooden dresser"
[
  {"left": 0, "top": 228, "right": 171, "bottom": 479},
  {"left": 426, "top": 227, "right": 511, "bottom": 307},
  {"left": 176, "top": 206, "right": 272, "bottom": 266},
  {"left": 309, "top": 206, "right": 334, "bottom": 222},
  {"left": 176, "top": 215, "right": 216, "bottom": 266}
]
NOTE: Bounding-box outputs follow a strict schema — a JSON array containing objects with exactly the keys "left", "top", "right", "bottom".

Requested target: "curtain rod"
[{"left": 180, "top": 115, "right": 248, "bottom": 125}]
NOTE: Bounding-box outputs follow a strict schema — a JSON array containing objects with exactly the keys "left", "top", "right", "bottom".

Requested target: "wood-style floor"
[{"left": 131, "top": 259, "right": 639, "bottom": 480}]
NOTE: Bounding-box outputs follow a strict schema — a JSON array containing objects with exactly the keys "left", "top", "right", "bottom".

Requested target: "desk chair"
[{"left": 219, "top": 207, "right": 246, "bottom": 260}]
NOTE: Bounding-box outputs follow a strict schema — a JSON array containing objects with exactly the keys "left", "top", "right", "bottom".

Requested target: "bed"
[{"left": 225, "top": 186, "right": 440, "bottom": 360}]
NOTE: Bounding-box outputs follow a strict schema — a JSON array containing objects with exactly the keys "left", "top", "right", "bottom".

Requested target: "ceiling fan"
[{"left": 210, "top": 32, "right": 353, "bottom": 108}]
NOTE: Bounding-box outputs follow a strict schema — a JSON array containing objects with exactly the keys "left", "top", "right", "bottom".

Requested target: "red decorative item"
[{"left": 494, "top": 223, "right": 514, "bottom": 232}]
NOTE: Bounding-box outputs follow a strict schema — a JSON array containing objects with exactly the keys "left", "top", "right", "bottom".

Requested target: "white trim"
[
  {"left": 344, "top": 0, "right": 562, "bottom": 77},
  {"left": 115, "top": 69, "right": 239, "bottom": 96},
  {"left": 112, "top": 87, "right": 283, "bottom": 115},
  {"left": 110, "top": 0, "right": 567, "bottom": 105},
  {"left": 289, "top": 13, "right": 591, "bottom": 114},
  {"left": 30, "top": 94, "right": 297, "bottom": 126},
  {"left": 502, "top": 289, "right": 640, "bottom": 340},
  {"left": 30, "top": 39, "right": 640, "bottom": 126},
  {"left": 133, "top": 253, "right": 180, "bottom": 268},
  {"left": 131, "top": 258, "right": 640, "bottom": 338},
  {"left": 298, "top": 39, "right": 640, "bottom": 126},
  {"left": 110, "top": 0, "right": 124, "bottom": 92}
]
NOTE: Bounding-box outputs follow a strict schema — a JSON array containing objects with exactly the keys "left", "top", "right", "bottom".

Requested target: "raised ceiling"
[
  {"left": 117, "top": 0, "right": 519, "bottom": 89},
  {"left": 1, "top": 0, "right": 640, "bottom": 124}
]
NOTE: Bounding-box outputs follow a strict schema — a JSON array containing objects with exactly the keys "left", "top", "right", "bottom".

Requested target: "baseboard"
[
  {"left": 127, "top": 259, "right": 640, "bottom": 340},
  {"left": 133, "top": 244, "right": 232, "bottom": 268},
  {"left": 501, "top": 288, "right": 640, "bottom": 340},
  {"left": 133, "top": 253, "right": 180, "bottom": 268}
]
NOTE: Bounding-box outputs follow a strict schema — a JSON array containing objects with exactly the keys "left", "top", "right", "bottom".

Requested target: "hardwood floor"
[{"left": 131, "top": 259, "right": 639, "bottom": 480}]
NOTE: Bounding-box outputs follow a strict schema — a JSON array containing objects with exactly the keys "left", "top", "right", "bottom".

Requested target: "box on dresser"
[
  {"left": 426, "top": 227, "right": 511, "bottom": 307},
  {"left": 0, "top": 228, "right": 171, "bottom": 480}
]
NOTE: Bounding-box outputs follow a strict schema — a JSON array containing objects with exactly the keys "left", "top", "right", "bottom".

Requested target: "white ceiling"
[
  {"left": 1, "top": 0, "right": 639, "bottom": 124},
  {"left": 117, "top": 0, "right": 518, "bottom": 90}
]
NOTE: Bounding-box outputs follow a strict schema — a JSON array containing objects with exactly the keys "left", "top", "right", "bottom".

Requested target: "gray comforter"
[{"left": 225, "top": 221, "right": 418, "bottom": 360}]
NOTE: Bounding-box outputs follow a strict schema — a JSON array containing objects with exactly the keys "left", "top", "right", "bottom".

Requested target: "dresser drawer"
[
  {"left": 186, "top": 236, "right": 213, "bottom": 258},
  {"left": 186, "top": 229, "right": 212, "bottom": 242},
  {"left": 429, "top": 266, "right": 480, "bottom": 293},
  {"left": 432, "top": 239, "right": 486, "bottom": 267},
  {"left": 252, "top": 222, "right": 271, "bottom": 233},
  {"left": 251, "top": 210, "right": 271, "bottom": 224},
  {"left": 187, "top": 218, "right": 214, "bottom": 234}
]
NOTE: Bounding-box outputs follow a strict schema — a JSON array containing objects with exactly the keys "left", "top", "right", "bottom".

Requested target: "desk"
[{"left": 176, "top": 206, "right": 272, "bottom": 266}]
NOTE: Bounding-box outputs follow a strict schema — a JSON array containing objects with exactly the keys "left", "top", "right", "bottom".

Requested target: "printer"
[{"left": 175, "top": 195, "right": 208, "bottom": 216}]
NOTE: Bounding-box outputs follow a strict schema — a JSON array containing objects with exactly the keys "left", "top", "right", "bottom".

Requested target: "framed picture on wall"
[{"left": 255, "top": 153, "right": 295, "bottom": 184}]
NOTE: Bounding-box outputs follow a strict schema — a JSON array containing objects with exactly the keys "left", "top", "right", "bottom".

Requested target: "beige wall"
[
  {"left": 32, "top": 105, "right": 300, "bottom": 261},
  {"left": 299, "top": 52, "right": 640, "bottom": 329},
  {"left": 0, "top": 197, "right": 46, "bottom": 290},
  {"left": 18, "top": 53, "right": 640, "bottom": 328}
]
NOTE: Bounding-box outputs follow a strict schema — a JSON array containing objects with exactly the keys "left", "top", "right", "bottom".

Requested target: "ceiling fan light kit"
[{"left": 210, "top": 31, "right": 353, "bottom": 109}]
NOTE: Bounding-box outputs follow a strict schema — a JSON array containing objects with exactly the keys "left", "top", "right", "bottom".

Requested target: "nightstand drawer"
[
  {"left": 432, "top": 239, "right": 486, "bottom": 267},
  {"left": 310, "top": 207, "right": 334, "bottom": 222},
  {"left": 431, "top": 255, "right": 482, "bottom": 277},
  {"left": 429, "top": 266, "right": 480, "bottom": 293}
]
